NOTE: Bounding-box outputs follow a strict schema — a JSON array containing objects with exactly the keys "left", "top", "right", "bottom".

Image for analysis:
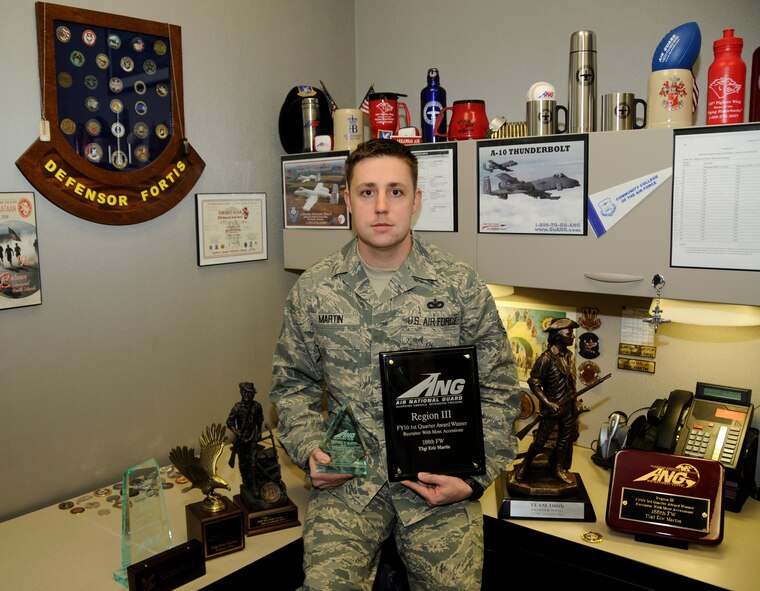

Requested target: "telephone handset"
[{"left": 654, "top": 389, "right": 693, "bottom": 453}]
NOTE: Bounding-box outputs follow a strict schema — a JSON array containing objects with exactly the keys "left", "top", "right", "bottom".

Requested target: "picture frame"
[
  {"left": 0, "top": 192, "right": 42, "bottom": 310},
  {"left": 477, "top": 135, "right": 588, "bottom": 235},
  {"left": 282, "top": 152, "right": 349, "bottom": 229},
  {"left": 409, "top": 142, "right": 458, "bottom": 232},
  {"left": 195, "top": 193, "right": 267, "bottom": 266},
  {"left": 497, "top": 301, "right": 577, "bottom": 386}
]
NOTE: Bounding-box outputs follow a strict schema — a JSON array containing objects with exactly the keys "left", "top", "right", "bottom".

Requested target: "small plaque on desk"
[
  {"left": 127, "top": 540, "right": 205, "bottom": 591},
  {"left": 497, "top": 470, "right": 596, "bottom": 521},
  {"left": 606, "top": 449, "right": 724, "bottom": 546},
  {"left": 186, "top": 498, "right": 245, "bottom": 559},
  {"left": 379, "top": 345, "right": 485, "bottom": 481}
]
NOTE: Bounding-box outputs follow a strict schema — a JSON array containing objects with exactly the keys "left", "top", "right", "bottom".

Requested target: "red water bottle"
[{"left": 706, "top": 29, "right": 746, "bottom": 125}]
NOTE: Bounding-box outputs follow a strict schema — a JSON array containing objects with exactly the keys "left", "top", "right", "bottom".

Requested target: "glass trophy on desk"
[
  {"left": 113, "top": 459, "right": 172, "bottom": 587},
  {"left": 316, "top": 400, "right": 369, "bottom": 476}
]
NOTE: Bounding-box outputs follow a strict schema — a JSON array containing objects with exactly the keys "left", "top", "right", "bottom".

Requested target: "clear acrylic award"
[
  {"left": 113, "top": 459, "right": 173, "bottom": 586},
  {"left": 316, "top": 400, "right": 369, "bottom": 476}
]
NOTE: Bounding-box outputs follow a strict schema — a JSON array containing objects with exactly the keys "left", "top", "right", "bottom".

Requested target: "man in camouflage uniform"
[{"left": 271, "top": 139, "right": 521, "bottom": 590}]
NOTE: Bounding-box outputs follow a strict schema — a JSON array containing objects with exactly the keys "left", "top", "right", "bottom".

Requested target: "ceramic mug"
[
  {"left": 646, "top": 69, "right": 694, "bottom": 128},
  {"left": 333, "top": 108, "right": 364, "bottom": 151},
  {"left": 434, "top": 100, "right": 489, "bottom": 140}
]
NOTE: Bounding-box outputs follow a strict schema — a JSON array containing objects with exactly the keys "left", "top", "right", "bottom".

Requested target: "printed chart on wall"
[
  {"left": 497, "top": 302, "right": 576, "bottom": 386},
  {"left": 478, "top": 135, "right": 587, "bottom": 235},
  {"left": 671, "top": 124, "right": 760, "bottom": 272},
  {"left": 0, "top": 193, "right": 42, "bottom": 310}
]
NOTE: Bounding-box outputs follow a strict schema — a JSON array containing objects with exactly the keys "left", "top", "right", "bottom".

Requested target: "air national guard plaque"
[{"left": 379, "top": 345, "right": 485, "bottom": 482}]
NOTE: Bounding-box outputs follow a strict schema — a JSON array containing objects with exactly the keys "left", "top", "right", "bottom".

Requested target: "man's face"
[
  {"left": 556, "top": 328, "right": 575, "bottom": 346},
  {"left": 344, "top": 156, "right": 422, "bottom": 266}
]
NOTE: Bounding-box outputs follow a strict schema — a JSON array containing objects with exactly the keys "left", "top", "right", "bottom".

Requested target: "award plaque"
[
  {"left": 606, "top": 449, "right": 725, "bottom": 546},
  {"left": 316, "top": 400, "right": 369, "bottom": 476},
  {"left": 114, "top": 459, "right": 173, "bottom": 586},
  {"left": 379, "top": 345, "right": 485, "bottom": 481},
  {"left": 126, "top": 539, "right": 205, "bottom": 591},
  {"left": 234, "top": 494, "right": 301, "bottom": 536},
  {"left": 497, "top": 469, "right": 596, "bottom": 521},
  {"left": 185, "top": 499, "right": 245, "bottom": 559}
]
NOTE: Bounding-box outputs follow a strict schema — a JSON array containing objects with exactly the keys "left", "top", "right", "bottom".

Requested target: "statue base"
[
  {"left": 234, "top": 494, "right": 301, "bottom": 536},
  {"left": 498, "top": 469, "right": 596, "bottom": 521},
  {"left": 186, "top": 497, "right": 245, "bottom": 559}
]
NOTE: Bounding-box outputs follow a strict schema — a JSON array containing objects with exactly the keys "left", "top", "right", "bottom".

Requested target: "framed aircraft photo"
[
  {"left": 477, "top": 135, "right": 588, "bottom": 235},
  {"left": 281, "top": 152, "right": 349, "bottom": 229}
]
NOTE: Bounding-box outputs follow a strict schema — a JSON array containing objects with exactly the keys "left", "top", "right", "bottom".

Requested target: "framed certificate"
[
  {"left": 379, "top": 345, "right": 485, "bottom": 481},
  {"left": 195, "top": 193, "right": 267, "bottom": 266}
]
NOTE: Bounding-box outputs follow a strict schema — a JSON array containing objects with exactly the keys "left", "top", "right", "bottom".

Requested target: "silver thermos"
[
  {"left": 301, "top": 97, "right": 320, "bottom": 152},
  {"left": 568, "top": 30, "right": 597, "bottom": 133}
]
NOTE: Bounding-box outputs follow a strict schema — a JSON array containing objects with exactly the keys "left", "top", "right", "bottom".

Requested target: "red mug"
[
  {"left": 434, "top": 99, "right": 489, "bottom": 140},
  {"left": 368, "top": 92, "right": 411, "bottom": 138}
]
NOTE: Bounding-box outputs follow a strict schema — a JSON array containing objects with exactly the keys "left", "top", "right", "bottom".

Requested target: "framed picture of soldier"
[{"left": 16, "top": 2, "right": 205, "bottom": 225}]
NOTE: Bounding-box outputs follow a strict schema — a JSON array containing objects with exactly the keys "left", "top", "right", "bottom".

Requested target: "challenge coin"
[
  {"left": 134, "top": 121, "right": 149, "bottom": 139},
  {"left": 56, "top": 25, "right": 71, "bottom": 43},
  {"left": 155, "top": 83, "right": 169, "bottom": 98},
  {"left": 175, "top": 475, "right": 188, "bottom": 484},
  {"left": 95, "top": 53, "right": 110, "bottom": 69},
  {"left": 109, "top": 77, "right": 123, "bottom": 93},
  {"left": 85, "top": 143, "right": 103, "bottom": 162},
  {"left": 106, "top": 494, "right": 120, "bottom": 503},
  {"left": 84, "top": 75, "right": 98, "bottom": 90},
  {"left": 94, "top": 487, "right": 111, "bottom": 497},
  {"left": 69, "top": 50, "right": 85, "bottom": 67},
  {"left": 85, "top": 118, "right": 101, "bottom": 136},
  {"left": 120, "top": 56, "right": 134, "bottom": 72},
  {"left": 82, "top": 29, "right": 97, "bottom": 46},
  {"left": 134, "top": 80, "right": 147, "bottom": 95},
  {"left": 111, "top": 150, "right": 128, "bottom": 170},
  {"left": 161, "top": 481, "right": 174, "bottom": 489},
  {"left": 110, "top": 98, "right": 123, "bottom": 114},
  {"left": 135, "top": 101, "right": 148, "bottom": 116},
  {"left": 581, "top": 531, "right": 604, "bottom": 543},
  {"left": 143, "top": 59, "right": 157, "bottom": 75},
  {"left": 134, "top": 145, "right": 150, "bottom": 162},
  {"left": 107, "top": 33, "right": 121, "bottom": 49},
  {"left": 60, "top": 118, "right": 76, "bottom": 135},
  {"left": 131, "top": 36, "right": 145, "bottom": 52},
  {"left": 58, "top": 501, "right": 74, "bottom": 510},
  {"left": 155, "top": 124, "right": 169, "bottom": 139},
  {"left": 98, "top": 509, "right": 112, "bottom": 516},
  {"left": 57, "top": 71, "right": 72, "bottom": 88},
  {"left": 85, "top": 96, "right": 99, "bottom": 112},
  {"left": 84, "top": 501, "right": 101, "bottom": 510},
  {"left": 154, "top": 40, "right": 167, "bottom": 55},
  {"left": 111, "top": 121, "right": 126, "bottom": 138},
  {"left": 70, "top": 507, "right": 85, "bottom": 515}
]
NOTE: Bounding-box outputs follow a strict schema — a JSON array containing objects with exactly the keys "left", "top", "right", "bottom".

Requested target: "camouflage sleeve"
[
  {"left": 458, "top": 271, "right": 521, "bottom": 489},
  {"left": 270, "top": 277, "right": 327, "bottom": 469}
]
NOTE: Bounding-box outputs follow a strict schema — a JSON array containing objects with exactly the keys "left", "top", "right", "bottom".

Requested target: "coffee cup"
[
  {"left": 368, "top": 93, "right": 410, "bottom": 138},
  {"left": 333, "top": 108, "right": 364, "bottom": 151},
  {"left": 601, "top": 93, "right": 647, "bottom": 131},
  {"left": 434, "top": 100, "right": 489, "bottom": 140},
  {"left": 526, "top": 99, "right": 568, "bottom": 136},
  {"left": 646, "top": 69, "right": 695, "bottom": 129}
]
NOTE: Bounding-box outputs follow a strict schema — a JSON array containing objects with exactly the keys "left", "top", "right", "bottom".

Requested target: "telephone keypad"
[{"left": 684, "top": 428, "right": 711, "bottom": 458}]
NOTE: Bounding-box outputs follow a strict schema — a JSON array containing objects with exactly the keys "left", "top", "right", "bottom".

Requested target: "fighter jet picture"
[
  {"left": 296, "top": 173, "right": 321, "bottom": 183},
  {"left": 294, "top": 182, "right": 340, "bottom": 211},
  {"left": 482, "top": 159, "right": 518, "bottom": 173},
  {"left": 482, "top": 172, "right": 580, "bottom": 200}
]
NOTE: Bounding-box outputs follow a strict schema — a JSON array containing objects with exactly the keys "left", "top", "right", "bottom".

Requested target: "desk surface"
[{"left": 1, "top": 444, "right": 757, "bottom": 591}]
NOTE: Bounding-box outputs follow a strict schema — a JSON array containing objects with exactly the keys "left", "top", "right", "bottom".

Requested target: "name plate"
[
  {"left": 379, "top": 345, "right": 485, "bottom": 482},
  {"left": 497, "top": 471, "right": 596, "bottom": 522},
  {"left": 606, "top": 449, "right": 724, "bottom": 545}
]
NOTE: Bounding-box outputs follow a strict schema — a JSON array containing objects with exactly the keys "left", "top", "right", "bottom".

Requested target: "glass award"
[
  {"left": 114, "top": 458, "right": 173, "bottom": 587},
  {"left": 316, "top": 400, "right": 369, "bottom": 476}
]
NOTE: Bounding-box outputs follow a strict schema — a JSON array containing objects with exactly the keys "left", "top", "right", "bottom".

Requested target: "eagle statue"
[{"left": 169, "top": 423, "right": 231, "bottom": 512}]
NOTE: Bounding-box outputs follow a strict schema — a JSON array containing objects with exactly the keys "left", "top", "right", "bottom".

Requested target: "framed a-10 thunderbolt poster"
[{"left": 16, "top": 2, "right": 205, "bottom": 225}]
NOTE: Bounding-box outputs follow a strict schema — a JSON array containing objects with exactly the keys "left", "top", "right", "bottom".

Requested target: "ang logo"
[
  {"left": 632, "top": 463, "right": 700, "bottom": 488},
  {"left": 396, "top": 373, "right": 465, "bottom": 400}
]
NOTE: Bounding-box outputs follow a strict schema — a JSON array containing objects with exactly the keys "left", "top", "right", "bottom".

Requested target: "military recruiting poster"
[
  {"left": 0, "top": 193, "right": 42, "bottom": 310},
  {"left": 379, "top": 345, "right": 485, "bottom": 481},
  {"left": 478, "top": 135, "right": 587, "bottom": 235}
]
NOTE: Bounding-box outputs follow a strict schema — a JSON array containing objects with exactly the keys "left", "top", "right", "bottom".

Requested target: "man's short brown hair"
[{"left": 344, "top": 139, "right": 418, "bottom": 189}]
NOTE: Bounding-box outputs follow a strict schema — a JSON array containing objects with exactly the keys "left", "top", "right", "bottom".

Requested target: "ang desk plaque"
[
  {"left": 169, "top": 424, "right": 244, "bottom": 559},
  {"left": 606, "top": 449, "right": 724, "bottom": 546},
  {"left": 379, "top": 345, "right": 485, "bottom": 482}
]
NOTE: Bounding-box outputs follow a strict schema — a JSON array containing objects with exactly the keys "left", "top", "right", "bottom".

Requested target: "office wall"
[{"left": 0, "top": 0, "right": 355, "bottom": 521}]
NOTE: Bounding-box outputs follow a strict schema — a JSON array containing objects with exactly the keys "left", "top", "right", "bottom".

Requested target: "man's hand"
[
  {"left": 401, "top": 473, "right": 472, "bottom": 507},
  {"left": 308, "top": 448, "right": 354, "bottom": 489}
]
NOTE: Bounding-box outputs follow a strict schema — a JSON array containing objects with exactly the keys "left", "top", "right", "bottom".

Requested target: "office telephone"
[{"left": 595, "top": 382, "right": 757, "bottom": 511}]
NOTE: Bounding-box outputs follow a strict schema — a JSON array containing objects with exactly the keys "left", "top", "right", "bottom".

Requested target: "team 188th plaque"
[{"left": 379, "top": 345, "right": 485, "bottom": 482}]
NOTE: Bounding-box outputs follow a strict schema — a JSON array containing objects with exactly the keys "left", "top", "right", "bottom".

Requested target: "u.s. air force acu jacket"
[{"left": 270, "top": 234, "right": 521, "bottom": 526}]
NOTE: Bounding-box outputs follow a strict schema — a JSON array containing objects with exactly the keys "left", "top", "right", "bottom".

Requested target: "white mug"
[
  {"left": 646, "top": 69, "right": 694, "bottom": 129},
  {"left": 333, "top": 108, "right": 364, "bottom": 151}
]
